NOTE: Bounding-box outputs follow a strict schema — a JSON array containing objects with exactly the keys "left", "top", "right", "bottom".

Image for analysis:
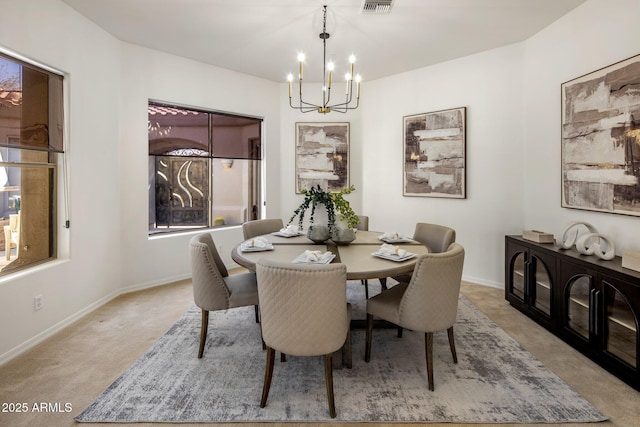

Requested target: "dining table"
[{"left": 231, "top": 229, "right": 429, "bottom": 282}]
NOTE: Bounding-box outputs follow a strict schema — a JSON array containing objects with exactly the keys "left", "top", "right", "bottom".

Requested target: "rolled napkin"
[
  {"left": 242, "top": 236, "right": 271, "bottom": 249},
  {"left": 377, "top": 243, "right": 407, "bottom": 257},
  {"left": 294, "top": 250, "right": 334, "bottom": 263},
  {"left": 278, "top": 224, "right": 300, "bottom": 236},
  {"left": 379, "top": 231, "right": 406, "bottom": 241}
]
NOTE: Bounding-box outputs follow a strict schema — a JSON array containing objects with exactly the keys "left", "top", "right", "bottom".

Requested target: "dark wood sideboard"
[{"left": 505, "top": 235, "right": 640, "bottom": 391}]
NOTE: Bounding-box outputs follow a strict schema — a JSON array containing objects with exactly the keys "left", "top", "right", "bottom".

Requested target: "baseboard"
[
  {"left": 0, "top": 289, "right": 120, "bottom": 366},
  {"left": 462, "top": 274, "right": 503, "bottom": 289},
  {"left": 0, "top": 274, "right": 193, "bottom": 367}
]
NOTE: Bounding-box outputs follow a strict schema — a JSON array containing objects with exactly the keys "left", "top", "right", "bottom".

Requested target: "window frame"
[{"left": 148, "top": 100, "right": 263, "bottom": 235}]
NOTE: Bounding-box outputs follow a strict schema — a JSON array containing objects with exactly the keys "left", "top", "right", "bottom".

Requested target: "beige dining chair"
[
  {"left": 391, "top": 222, "right": 456, "bottom": 284},
  {"left": 242, "top": 218, "right": 284, "bottom": 240},
  {"left": 365, "top": 243, "right": 465, "bottom": 391},
  {"left": 256, "top": 259, "right": 351, "bottom": 418},
  {"left": 189, "top": 233, "right": 259, "bottom": 358}
]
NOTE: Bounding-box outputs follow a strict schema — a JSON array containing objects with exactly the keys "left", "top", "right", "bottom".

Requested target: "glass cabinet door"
[
  {"left": 603, "top": 280, "right": 637, "bottom": 369},
  {"left": 565, "top": 275, "right": 591, "bottom": 340},
  {"left": 510, "top": 252, "right": 526, "bottom": 300},
  {"left": 531, "top": 255, "right": 552, "bottom": 316}
]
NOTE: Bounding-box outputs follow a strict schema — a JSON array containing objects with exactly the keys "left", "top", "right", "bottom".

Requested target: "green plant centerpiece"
[{"left": 288, "top": 185, "right": 360, "bottom": 244}]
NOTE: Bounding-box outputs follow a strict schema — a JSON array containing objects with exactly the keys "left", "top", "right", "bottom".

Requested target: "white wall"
[
  {"left": 117, "top": 44, "right": 281, "bottom": 289},
  {"left": 522, "top": 0, "right": 640, "bottom": 253},
  {"left": 3, "top": 0, "right": 640, "bottom": 364},
  {"left": 361, "top": 44, "right": 526, "bottom": 287},
  {"left": 0, "top": 0, "right": 123, "bottom": 360}
]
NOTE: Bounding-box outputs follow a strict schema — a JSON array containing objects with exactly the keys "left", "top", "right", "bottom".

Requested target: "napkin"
[
  {"left": 377, "top": 243, "right": 407, "bottom": 258},
  {"left": 295, "top": 250, "right": 334, "bottom": 263},
  {"left": 278, "top": 224, "right": 300, "bottom": 236},
  {"left": 242, "top": 236, "right": 271, "bottom": 249},
  {"left": 379, "top": 231, "right": 405, "bottom": 241}
]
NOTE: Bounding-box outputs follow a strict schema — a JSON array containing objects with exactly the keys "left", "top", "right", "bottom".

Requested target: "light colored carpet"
[{"left": 76, "top": 281, "right": 607, "bottom": 423}]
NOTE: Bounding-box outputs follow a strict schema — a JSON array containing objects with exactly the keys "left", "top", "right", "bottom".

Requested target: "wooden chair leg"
[
  {"left": 447, "top": 326, "right": 458, "bottom": 363},
  {"left": 343, "top": 328, "right": 352, "bottom": 369},
  {"left": 198, "top": 309, "right": 209, "bottom": 359},
  {"left": 425, "top": 332, "right": 434, "bottom": 391},
  {"left": 379, "top": 277, "right": 388, "bottom": 291},
  {"left": 254, "top": 305, "right": 260, "bottom": 323},
  {"left": 397, "top": 327, "right": 403, "bottom": 338},
  {"left": 365, "top": 313, "right": 374, "bottom": 362},
  {"left": 324, "top": 353, "right": 336, "bottom": 418},
  {"left": 280, "top": 353, "right": 286, "bottom": 362},
  {"left": 260, "top": 347, "right": 275, "bottom": 408}
]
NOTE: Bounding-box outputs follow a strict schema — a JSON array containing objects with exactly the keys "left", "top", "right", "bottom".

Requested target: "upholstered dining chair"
[
  {"left": 355, "top": 215, "right": 374, "bottom": 298},
  {"left": 365, "top": 243, "right": 465, "bottom": 391},
  {"left": 189, "top": 233, "right": 259, "bottom": 358},
  {"left": 256, "top": 259, "right": 351, "bottom": 418},
  {"left": 391, "top": 222, "right": 456, "bottom": 285},
  {"left": 242, "top": 218, "right": 284, "bottom": 240}
]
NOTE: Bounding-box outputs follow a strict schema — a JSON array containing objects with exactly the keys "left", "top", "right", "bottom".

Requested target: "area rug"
[{"left": 76, "top": 281, "right": 607, "bottom": 423}]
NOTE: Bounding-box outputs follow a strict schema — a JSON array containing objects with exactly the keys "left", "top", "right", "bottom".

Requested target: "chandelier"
[{"left": 287, "top": 5, "right": 361, "bottom": 114}]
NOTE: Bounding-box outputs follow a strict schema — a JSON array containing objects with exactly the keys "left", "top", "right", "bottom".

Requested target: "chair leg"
[
  {"left": 324, "top": 353, "right": 336, "bottom": 418},
  {"left": 361, "top": 279, "right": 369, "bottom": 299},
  {"left": 447, "top": 326, "right": 458, "bottom": 363},
  {"left": 198, "top": 309, "right": 209, "bottom": 359},
  {"left": 254, "top": 305, "right": 260, "bottom": 323},
  {"left": 343, "top": 328, "right": 352, "bottom": 369},
  {"left": 397, "top": 327, "right": 403, "bottom": 338},
  {"left": 365, "top": 313, "right": 374, "bottom": 362},
  {"left": 280, "top": 353, "right": 286, "bottom": 362},
  {"left": 379, "top": 277, "right": 388, "bottom": 291},
  {"left": 260, "top": 347, "right": 276, "bottom": 408},
  {"left": 425, "top": 332, "right": 434, "bottom": 391}
]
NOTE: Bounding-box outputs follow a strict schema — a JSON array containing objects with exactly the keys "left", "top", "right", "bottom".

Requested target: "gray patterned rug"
[{"left": 76, "top": 281, "right": 607, "bottom": 423}]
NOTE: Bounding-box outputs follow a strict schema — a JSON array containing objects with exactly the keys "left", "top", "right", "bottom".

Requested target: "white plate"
[
  {"left": 292, "top": 253, "right": 336, "bottom": 264},
  {"left": 240, "top": 244, "right": 274, "bottom": 252},
  {"left": 379, "top": 237, "right": 414, "bottom": 243},
  {"left": 372, "top": 252, "right": 416, "bottom": 262},
  {"left": 271, "top": 231, "right": 304, "bottom": 237}
]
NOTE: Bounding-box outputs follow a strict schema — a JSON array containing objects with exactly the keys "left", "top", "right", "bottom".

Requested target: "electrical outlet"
[{"left": 34, "top": 294, "right": 43, "bottom": 311}]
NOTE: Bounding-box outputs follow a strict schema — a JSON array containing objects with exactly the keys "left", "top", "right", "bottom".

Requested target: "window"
[
  {"left": 148, "top": 101, "right": 262, "bottom": 234},
  {"left": 0, "top": 51, "right": 64, "bottom": 275}
]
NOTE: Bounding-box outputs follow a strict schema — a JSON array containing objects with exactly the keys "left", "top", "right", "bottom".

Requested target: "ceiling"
[{"left": 61, "top": 0, "right": 585, "bottom": 83}]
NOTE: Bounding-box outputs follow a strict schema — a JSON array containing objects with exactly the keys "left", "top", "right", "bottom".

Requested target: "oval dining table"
[{"left": 231, "top": 230, "right": 429, "bottom": 281}]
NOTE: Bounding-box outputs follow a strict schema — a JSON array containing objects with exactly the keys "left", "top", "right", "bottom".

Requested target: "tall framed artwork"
[
  {"left": 403, "top": 107, "right": 466, "bottom": 198},
  {"left": 295, "top": 122, "right": 349, "bottom": 193},
  {"left": 561, "top": 54, "right": 640, "bottom": 216}
]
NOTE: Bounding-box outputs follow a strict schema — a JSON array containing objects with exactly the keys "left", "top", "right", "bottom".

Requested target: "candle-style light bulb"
[
  {"left": 297, "top": 52, "right": 305, "bottom": 80},
  {"left": 345, "top": 73, "right": 351, "bottom": 95},
  {"left": 355, "top": 74, "right": 362, "bottom": 98},
  {"left": 287, "top": 73, "right": 293, "bottom": 97},
  {"left": 327, "top": 61, "right": 334, "bottom": 89},
  {"left": 349, "top": 54, "right": 356, "bottom": 77}
]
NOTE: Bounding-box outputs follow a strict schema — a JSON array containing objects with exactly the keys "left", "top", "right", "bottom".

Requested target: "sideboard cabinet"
[{"left": 505, "top": 235, "right": 640, "bottom": 390}]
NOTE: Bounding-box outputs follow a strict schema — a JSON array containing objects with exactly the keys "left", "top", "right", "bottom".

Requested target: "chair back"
[
  {"left": 189, "top": 233, "right": 231, "bottom": 311},
  {"left": 243, "top": 218, "right": 284, "bottom": 240},
  {"left": 356, "top": 215, "right": 369, "bottom": 231},
  {"left": 413, "top": 222, "right": 456, "bottom": 253},
  {"left": 398, "top": 243, "right": 465, "bottom": 332},
  {"left": 256, "top": 259, "right": 348, "bottom": 356}
]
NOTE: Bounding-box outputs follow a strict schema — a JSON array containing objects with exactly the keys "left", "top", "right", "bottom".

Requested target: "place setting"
[
  {"left": 377, "top": 231, "right": 416, "bottom": 244},
  {"left": 372, "top": 242, "right": 417, "bottom": 262},
  {"left": 292, "top": 249, "right": 336, "bottom": 264},
  {"left": 239, "top": 236, "right": 273, "bottom": 252},
  {"left": 271, "top": 224, "right": 304, "bottom": 238}
]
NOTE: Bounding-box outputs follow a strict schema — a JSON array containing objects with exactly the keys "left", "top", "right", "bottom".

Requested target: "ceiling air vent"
[{"left": 361, "top": 0, "right": 394, "bottom": 15}]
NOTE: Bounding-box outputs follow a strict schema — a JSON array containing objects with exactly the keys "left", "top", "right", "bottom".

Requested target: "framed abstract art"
[
  {"left": 295, "top": 122, "right": 349, "bottom": 193},
  {"left": 403, "top": 107, "right": 466, "bottom": 198},
  {"left": 561, "top": 54, "right": 640, "bottom": 216}
]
